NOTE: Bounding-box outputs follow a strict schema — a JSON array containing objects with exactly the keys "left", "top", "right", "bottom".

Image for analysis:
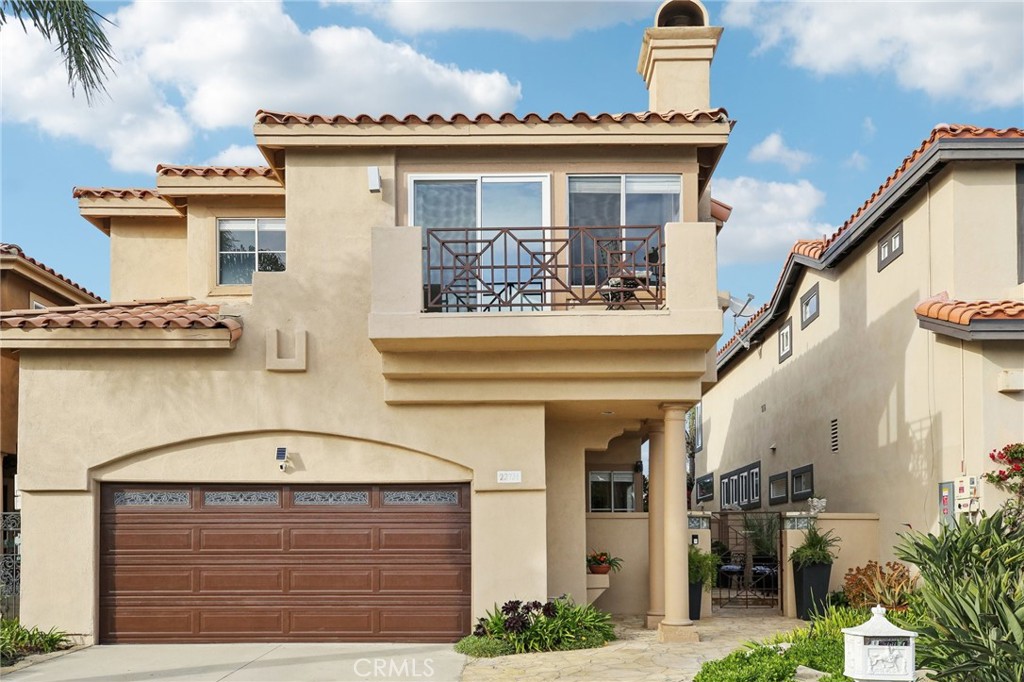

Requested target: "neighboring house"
[
  {"left": 0, "top": 243, "right": 103, "bottom": 512},
  {"left": 0, "top": 1, "right": 730, "bottom": 645},
  {"left": 697, "top": 126, "right": 1024, "bottom": 560}
]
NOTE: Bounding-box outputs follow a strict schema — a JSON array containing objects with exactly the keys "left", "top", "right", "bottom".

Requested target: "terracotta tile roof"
[
  {"left": 0, "top": 297, "right": 242, "bottom": 343},
  {"left": 72, "top": 187, "right": 164, "bottom": 200},
  {"left": 0, "top": 243, "right": 103, "bottom": 303},
  {"left": 155, "top": 165, "right": 275, "bottom": 178},
  {"left": 915, "top": 293, "right": 1024, "bottom": 325},
  {"left": 808, "top": 125, "right": 1023, "bottom": 257},
  {"left": 255, "top": 109, "right": 731, "bottom": 126},
  {"left": 716, "top": 124, "right": 1023, "bottom": 362}
]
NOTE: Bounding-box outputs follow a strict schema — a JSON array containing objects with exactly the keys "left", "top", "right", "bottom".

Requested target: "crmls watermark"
[{"left": 353, "top": 658, "right": 435, "bottom": 678}]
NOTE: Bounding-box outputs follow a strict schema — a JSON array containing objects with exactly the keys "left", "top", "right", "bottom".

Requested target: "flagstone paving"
[{"left": 462, "top": 608, "right": 805, "bottom": 682}]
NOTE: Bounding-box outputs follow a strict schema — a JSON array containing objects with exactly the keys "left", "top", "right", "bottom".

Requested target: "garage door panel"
[
  {"left": 379, "top": 567, "right": 469, "bottom": 593},
  {"left": 378, "top": 527, "right": 467, "bottom": 551},
  {"left": 199, "top": 569, "right": 284, "bottom": 592},
  {"left": 199, "top": 528, "right": 284, "bottom": 551},
  {"left": 289, "top": 528, "right": 373, "bottom": 550},
  {"left": 289, "top": 610, "right": 374, "bottom": 635},
  {"left": 199, "top": 610, "right": 284, "bottom": 634},
  {"left": 101, "top": 483, "right": 470, "bottom": 643},
  {"left": 289, "top": 568, "right": 374, "bottom": 592},
  {"left": 104, "top": 528, "right": 194, "bottom": 551},
  {"left": 106, "top": 567, "right": 195, "bottom": 593}
]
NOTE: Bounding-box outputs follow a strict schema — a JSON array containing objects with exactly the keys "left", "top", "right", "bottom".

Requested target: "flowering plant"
[
  {"left": 586, "top": 550, "right": 623, "bottom": 572},
  {"left": 983, "top": 442, "right": 1024, "bottom": 530}
]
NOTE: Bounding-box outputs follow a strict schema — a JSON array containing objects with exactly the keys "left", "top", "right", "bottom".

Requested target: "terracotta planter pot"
[{"left": 589, "top": 564, "right": 612, "bottom": 575}]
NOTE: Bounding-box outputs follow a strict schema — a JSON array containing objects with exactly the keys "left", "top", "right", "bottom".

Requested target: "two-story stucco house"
[
  {"left": 0, "top": 0, "right": 731, "bottom": 645},
  {"left": 697, "top": 126, "right": 1024, "bottom": 562}
]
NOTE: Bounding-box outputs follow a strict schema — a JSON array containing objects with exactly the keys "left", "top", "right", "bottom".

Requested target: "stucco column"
[
  {"left": 658, "top": 403, "right": 699, "bottom": 643},
  {"left": 646, "top": 421, "right": 665, "bottom": 628}
]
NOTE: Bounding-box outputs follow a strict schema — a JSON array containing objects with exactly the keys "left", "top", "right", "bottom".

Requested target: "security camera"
[{"left": 278, "top": 461, "right": 288, "bottom": 472}]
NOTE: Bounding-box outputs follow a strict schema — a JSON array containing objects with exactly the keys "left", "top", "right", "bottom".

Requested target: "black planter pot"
[
  {"left": 688, "top": 582, "right": 703, "bottom": 621},
  {"left": 793, "top": 562, "right": 831, "bottom": 620}
]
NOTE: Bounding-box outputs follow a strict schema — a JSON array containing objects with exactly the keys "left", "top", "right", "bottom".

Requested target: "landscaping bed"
[
  {"left": 1, "top": 619, "right": 71, "bottom": 667},
  {"left": 455, "top": 597, "right": 616, "bottom": 657}
]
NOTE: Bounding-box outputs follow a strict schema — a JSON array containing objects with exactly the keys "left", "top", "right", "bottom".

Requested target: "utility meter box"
[{"left": 953, "top": 476, "right": 978, "bottom": 513}]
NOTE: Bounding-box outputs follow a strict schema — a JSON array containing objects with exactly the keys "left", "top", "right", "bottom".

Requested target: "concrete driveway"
[{"left": 3, "top": 643, "right": 467, "bottom": 682}]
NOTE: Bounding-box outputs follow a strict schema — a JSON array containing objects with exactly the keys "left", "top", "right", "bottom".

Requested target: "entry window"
[
  {"left": 589, "top": 471, "right": 636, "bottom": 512},
  {"left": 877, "top": 222, "right": 903, "bottom": 271},
  {"left": 218, "top": 218, "right": 286, "bottom": 285},
  {"left": 792, "top": 465, "right": 814, "bottom": 501},
  {"left": 568, "top": 174, "right": 679, "bottom": 285}
]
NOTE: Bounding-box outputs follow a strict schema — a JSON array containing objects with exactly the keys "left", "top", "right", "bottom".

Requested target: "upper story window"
[
  {"left": 721, "top": 462, "right": 761, "bottom": 510},
  {"left": 791, "top": 464, "right": 814, "bottom": 501},
  {"left": 800, "top": 283, "right": 820, "bottom": 328},
  {"left": 218, "top": 218, "right": 286, "bottom": 285},
  {"left": 588, "top": 470, "right": 637, "bottom": 512},
  {"left": 695, "top": 473, "right": 714, "bottom": 502},
  {"left": 568, "top": 174, "right": 679, "bottom": 285},
  {"left": 877, "top": 221, "right": 903, "bottom": 271},
  {"left": 686, "top": 403, "right": 703, "bottom": 452},
  {"left": 778, "top": 317, "right": 793, "bottom": 363}
]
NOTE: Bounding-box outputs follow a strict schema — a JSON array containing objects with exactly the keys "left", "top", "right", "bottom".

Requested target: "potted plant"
[
  {"left": 586, "top": 550, "right": 623, "bottom": 574},
  {"left": 687, "top": 544, "right": 719, "bottom": 620},
  {"left": 789, "top": 521, "right": 841, "bottom": 619}
]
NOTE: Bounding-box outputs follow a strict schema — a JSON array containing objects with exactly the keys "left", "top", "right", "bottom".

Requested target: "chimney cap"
[{"left": 655, "top": 0, "right": 709, "bottom": 28}]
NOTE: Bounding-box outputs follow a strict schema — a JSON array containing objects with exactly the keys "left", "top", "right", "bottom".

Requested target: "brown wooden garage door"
[{"left": 100, "top": 483, "right": 470, "bottom": 643}]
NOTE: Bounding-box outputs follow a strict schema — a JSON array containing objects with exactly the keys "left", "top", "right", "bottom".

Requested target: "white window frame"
[
  {"left": 778, "top": 317, "right": 793, "bottom": 362},
  {"left": 800, "top": 283, "right": 820, "bottom": 328},
  {"left": 739, "top": 472, "right": 749, "bottom": 504},
  {"left": 751, "top": 468, "right": 761, "bottom": 503},
  {"left": 587, "top": 469, "right": 636, "bottom": 513},
  {"left": 878, "top": 222, "right": 904, "bottom": 271},
  {"left": 565, "top": 173, "right": 682, "bottom": 233},
  {"left": 217, "top": 217, "right": 286, "bottom": 286}
]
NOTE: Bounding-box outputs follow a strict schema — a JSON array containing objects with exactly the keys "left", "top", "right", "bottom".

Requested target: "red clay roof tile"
[
  {"left": 255, "top": 109, "right": 731, "bottom": 126},
  {"left": 0, "top": 298, "right": 242, "bottom": 343},
  {"left": 0, "top": 243, "right": 103, "bottom": 303},
  {"left": 155, "top": 165, "right": 274, "bottom": 178},
  {"left": 915, "top": 293, "right": 1024, "bottom": 326},
  {"left": 72, "top": 188, "right": 164, "bottom": 200}
]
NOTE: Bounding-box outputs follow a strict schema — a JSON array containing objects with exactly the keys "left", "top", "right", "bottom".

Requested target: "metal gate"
[
  {"left": 710, "top": 512, "right": 782, "bottom": 610},
  {"left": 1, "top": 512, "right": 20, "bottom": 619}
]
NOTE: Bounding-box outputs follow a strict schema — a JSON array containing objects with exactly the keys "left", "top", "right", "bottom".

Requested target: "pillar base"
[
  {"left": 645, "top": 612, "right": 664, "bottom": 629},
  {"left": 657, "top": 621, "right": 700, "bottom": 643}
]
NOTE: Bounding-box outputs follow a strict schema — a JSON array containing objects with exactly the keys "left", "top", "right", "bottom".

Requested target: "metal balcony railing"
[{"left": 423, "top": 225, "right": 665, "bottom": 312}]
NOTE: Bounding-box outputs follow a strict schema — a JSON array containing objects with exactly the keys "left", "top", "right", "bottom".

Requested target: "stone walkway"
[{"left": 463, "top": 608, "right": 804, "bottom": 682}]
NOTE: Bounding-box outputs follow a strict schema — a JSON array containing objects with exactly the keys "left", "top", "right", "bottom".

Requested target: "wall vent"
[{"left": 830, "top": 419, "right": 840, "bottom": 453}]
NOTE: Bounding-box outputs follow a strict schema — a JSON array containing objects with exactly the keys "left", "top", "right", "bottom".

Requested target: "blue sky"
[{"left": 3, "top": 1, "right": 1022, "bottom": 327}]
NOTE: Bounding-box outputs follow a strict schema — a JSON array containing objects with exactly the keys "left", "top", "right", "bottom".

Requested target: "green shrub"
[
  {"left": 693, "top": 638, "right": 847, "bottom": 682},
  {"left": 688, "top": 545, "right": 719, "bottom": 588},
  {"left": 790, "top": 522, "right": 842, "bottom": 569},
  {"left": 895, "top": 511, "right": 1024, "bottom": 682},
  {"left": 461, "top": 596, "right": 616, "bottom": 656},
  {"left": 454, "top": 635, "right": 513, "bottom": 657},
  {"left": 0, "top": 619, "right": 70, "bottom": 666}
]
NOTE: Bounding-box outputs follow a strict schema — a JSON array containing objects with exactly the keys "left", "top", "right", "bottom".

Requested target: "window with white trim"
[
  {"left": 588, "top": 470, "right": 636, "bottom": 512},
  {"left": 567, "top": 174, "right": 680, "bottom": 285},
  {"left": 721, "top": 461, "right": 762, "bottom": 510},
  {"left": 877, "top": 222, "right": 903, "bottom": 271},
  {"left": 218, "top": 218, "right": 286, "bottom": 285},
  {"left": 687, "top": 403, "right": 703, "bottom": 453},
  {"left": 778, "top": 317, "right": 793, "bottom": 363}
]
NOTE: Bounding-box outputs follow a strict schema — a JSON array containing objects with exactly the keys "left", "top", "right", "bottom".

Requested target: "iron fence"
[
  {"left": 2, "top": 511, "right": 20, "bottom": 618},
  {"left": 423, "top": 225, "right": 664, "bottom": 312}
]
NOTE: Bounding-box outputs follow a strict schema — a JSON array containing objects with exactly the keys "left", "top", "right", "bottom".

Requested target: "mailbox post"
[{"left": 842, "top": 605, "right": 918, "bottom": 681}]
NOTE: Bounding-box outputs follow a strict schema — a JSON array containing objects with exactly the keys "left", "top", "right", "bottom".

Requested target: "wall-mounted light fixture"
[
  {"left": 367, "top": 166, "right": 382, "bottom": 193},
  {"left": 276, "top": 447, "right": 289, "bottom": 472}
]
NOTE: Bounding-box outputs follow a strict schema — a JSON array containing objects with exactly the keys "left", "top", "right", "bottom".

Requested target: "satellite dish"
[{"left": 726, "top": 293, "right": 755, "bottom": 349}]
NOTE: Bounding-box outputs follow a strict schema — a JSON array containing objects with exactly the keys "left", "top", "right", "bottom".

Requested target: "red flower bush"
[{"left": 983, "top": 442, "right": 1024, "bottom": 531}]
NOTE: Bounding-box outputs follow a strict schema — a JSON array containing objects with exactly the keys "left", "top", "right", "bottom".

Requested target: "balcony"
[
  {"left": 422, "top": 225, "right": 665, "bottom": 313},
  {"left": 369, "top": 220, "right": 721, "bottom": 356}
]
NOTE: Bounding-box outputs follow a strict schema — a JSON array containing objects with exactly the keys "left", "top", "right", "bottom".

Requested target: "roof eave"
[
  {"left": 918, "top": 317, "right": 1024, "bottom": 341},
  {"left": 0, "top": 257, "right": 103, "bottom": 305},
  {"left": 0, "top": 326, "right": 239, "bottom": 350}
]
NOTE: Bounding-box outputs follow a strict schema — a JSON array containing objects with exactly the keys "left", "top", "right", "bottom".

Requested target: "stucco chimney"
[{"left": 637, "top": 0, "right": 723, "bottom": 112}]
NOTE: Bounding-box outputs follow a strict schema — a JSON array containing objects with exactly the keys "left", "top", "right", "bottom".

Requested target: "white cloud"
[
  {"left": 1, "top": 1, "right": 521, "bottom": 173},
  {"left": 714, "top": 177, "right": 833, "bottom": 266},
  {"left": 330, "top": 0, "right": 656, "bottom": 40},
  {"left": 722, "top": 1, "right": 1023, "bottom": 109},
  {"left": 844, "top": 151, "right": 868, "bottom": 171},
  {"left": 748, "top": 132, "right": 813, "bottom": 172},
  {"left": 862, "top": 117, "right": 876, "bottom": 141},
  {"left": 205, "top": 145, "right": 267, "bottom": 167}
]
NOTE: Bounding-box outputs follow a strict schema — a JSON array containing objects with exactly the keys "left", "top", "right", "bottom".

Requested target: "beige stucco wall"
[
  {"left": 701, "top": 161, "right": 1024, "bottom": 563},
  {"left": 109, "top": 218, "right": 188, "bottom": 301}
]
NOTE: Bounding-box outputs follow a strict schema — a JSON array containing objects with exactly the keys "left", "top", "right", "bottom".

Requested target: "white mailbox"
[{"left": 842, "top": 605, "right": 918, "bottom": 682}]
